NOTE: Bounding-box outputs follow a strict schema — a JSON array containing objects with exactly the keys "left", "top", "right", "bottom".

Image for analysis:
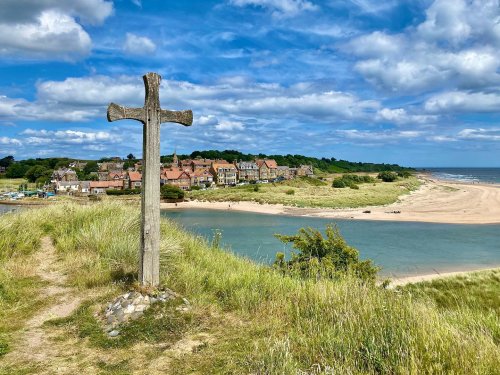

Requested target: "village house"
[
  {"left": 127, "top": 171, "right": 142, "bottom": 189},
  {"left": 191, "top": 169, "right": 214, "bottom": 188},
  {"left": 191, "top": 158, "right": 213, "bottom": 172},
  {"left": 55, "top": 181, "right": 80, "bottom": 193},
  {"left": 89, "top": 180, "right": 125, "bottom": 194},
  {"left": 256, "top": 159, "right": 278, "bottom": 180},
  {"left": 52, "top": 168, "right": 78, "bottom": 182},
  {"left": 235, "top": 161, "right": 259, "bottom": 181},
  {"left": 277, "top": 165, "right": 291, "bottom": 179},
  {"left": 69, "top": 161, "right": 87, "bottom": 170},
  {"left": 79, "top": 181, "right": 91, "bottom": 194},
  {"left": 161, "top": 168, "right": 191, "bottom": 190},
  {"left": 296, "top": 165, "right": 314, "bottom": 177},
  {"left": 210, "top": 161, "right": 237, "bottom": 186}
]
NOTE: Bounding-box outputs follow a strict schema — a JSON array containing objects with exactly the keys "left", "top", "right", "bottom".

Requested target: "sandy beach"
[
  {"left": 161, "top": 176, "right": 500, "bottom": 225},
  {"left": 388, "top": 267, "right": 499, "bottom": 287}
]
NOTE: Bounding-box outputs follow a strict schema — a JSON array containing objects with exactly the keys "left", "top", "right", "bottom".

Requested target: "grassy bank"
[
  {"left": 0, "top": 202, "right": 498, "bottom": 374},
  {"left": 189, "top": 176, "right": 421, "bottom": 208}
]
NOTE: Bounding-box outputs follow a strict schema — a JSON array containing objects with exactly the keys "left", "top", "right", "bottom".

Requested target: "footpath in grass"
[
  {"left": 0, "top": 202, "right": 498, "bottom": 374},
  {"left": 189, "top": 176, "right": 421, "bottom": 208}
]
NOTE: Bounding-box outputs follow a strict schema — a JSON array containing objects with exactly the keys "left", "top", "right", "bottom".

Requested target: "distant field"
[
  {"left": 189, "top": 176, "right": 421, "bottom": 208},
  {"left": 0, "top": 178, "right": 35, "bottom": 193}
]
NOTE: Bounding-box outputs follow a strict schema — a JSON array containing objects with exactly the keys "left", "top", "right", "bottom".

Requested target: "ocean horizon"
[{"left": 418, "top": 167, "right": 500, "bottom": 184}]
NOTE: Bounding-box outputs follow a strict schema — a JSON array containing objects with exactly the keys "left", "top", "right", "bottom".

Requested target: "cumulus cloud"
[
  {"left": 0, "top": 0, "right": 113, "bottom": 59},
  {"left": 0, "top": 136, "right": 22, "bottom": 146},
  {"left": 345, "top": 0, "right": 500, "bottom": 93},
  {"left": 335, "top": 129, "right": 423, "bottom": 142},
  {"left": 230, "top": 0, "right": 318, "bottom": 17},
  {"left": 123, "top": 33, "right": 156, "bottom": 55},
  {"left": 425, "top": 91, "right": 500, "bottom": 113}
]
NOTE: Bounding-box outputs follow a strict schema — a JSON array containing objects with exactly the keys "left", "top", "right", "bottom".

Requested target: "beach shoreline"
[
  {"left": 161, "top": 176, "right": 500, "bottom": 225},
  {"left": 387, "top": 267, "right": 499, "bottom": 287}
]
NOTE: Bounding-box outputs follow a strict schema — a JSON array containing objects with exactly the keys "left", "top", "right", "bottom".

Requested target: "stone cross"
[{"left": 107, "top": 72, "right": 193, "bottom": 286}]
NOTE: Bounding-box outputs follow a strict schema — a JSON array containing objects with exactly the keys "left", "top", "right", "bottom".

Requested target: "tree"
[
  {"left": 0, "top": 156, "right": 14, "bottom": 168},
  {"left": 127, "top": 153, "right": 135, "bottom": 160},
  {"left": 5, "top": 163, "right": 29, "bottom": 178},
  {"left": 274, "top": 225, "right": 379, "bottom": 283},
  {"left": 84, "top": 161, "right": 99, "bottom": 175},
  {"left": 160, "top": 184, "right": 185, "bottom": 200},
  {"left": 25, "top": 165, "right": 51, "bottom": 183}
]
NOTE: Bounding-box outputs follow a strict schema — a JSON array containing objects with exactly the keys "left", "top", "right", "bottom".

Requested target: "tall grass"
[
  {"left": 0, "top": 202, "right": 498, "bottom": 373},
  {"left": 189, "top": 176, "right": 421, "bottom": 208}
]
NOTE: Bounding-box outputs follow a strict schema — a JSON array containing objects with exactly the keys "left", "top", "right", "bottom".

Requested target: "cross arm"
[
  {"left": 160, "top": 109, "right": 193, "bottom": 126},
  {"left": 107, "top": 103, "right": 145, "bottom": 123}
]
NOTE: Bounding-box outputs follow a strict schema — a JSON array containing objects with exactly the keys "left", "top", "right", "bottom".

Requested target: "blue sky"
[{"left": 0, "top": 0, "right": 499, "bottom": 167}]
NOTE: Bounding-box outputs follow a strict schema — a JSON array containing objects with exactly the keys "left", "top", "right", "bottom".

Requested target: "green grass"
[
  {"left": 189, "top": 176, "right": 421, "bottom": 208},
  {"left": 0, "top": 202, "right": 498, "bottom": 374},
  {"left": 0, "top": 178, "right": 35, "bottom": 193}
]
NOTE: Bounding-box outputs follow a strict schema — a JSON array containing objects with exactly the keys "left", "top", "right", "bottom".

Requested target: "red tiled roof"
[
  {"left": 256, "top": 159, "right": 277, "bottom": 169},
  {"left": 89, "top": 181, "right": 124, "bottom": 188},
  {"left": 128, "top": 171, "right": 142, "bottom": 181},
  {"left": 163, "top": 169, "right": 191, "bottom": 180},
  {"left": 212, "top": 162, "right": 236, "bottom": 170}
]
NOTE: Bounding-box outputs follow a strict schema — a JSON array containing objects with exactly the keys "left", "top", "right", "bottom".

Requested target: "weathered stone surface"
[{"left": 102, "top": 288, "right": 182, "bottom": 333}]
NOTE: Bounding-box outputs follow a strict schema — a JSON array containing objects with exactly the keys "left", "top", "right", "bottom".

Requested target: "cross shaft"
[{"left": 107, "top": 72, "right": 193, "bottom": 287}]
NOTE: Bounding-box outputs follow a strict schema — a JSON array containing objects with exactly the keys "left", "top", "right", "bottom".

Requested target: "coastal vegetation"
[
  {"left": 189, "top": 175, "right": 421, "bottom": 208},
  {"left": 0, "top": 202, "right": 498, "bottom": 373}
]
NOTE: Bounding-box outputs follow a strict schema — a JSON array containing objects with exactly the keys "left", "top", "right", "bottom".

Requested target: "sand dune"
[{"left": 161, "top": 177, "right": 500, "bottom": 225}]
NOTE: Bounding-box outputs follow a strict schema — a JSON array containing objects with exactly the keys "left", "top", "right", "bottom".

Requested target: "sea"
[{"left": 422, "top": 167, "right": 500, "bottom": 184}]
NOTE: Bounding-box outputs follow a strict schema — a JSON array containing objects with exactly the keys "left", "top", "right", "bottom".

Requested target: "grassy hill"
[{"left": 0, "top": 202, "right": 498, "bottom": 374}]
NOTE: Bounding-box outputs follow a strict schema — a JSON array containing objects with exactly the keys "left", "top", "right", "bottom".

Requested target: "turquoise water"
[
  {"left": 424, "top": 167, "right": 500, "bottom": 184},
  {"left": 162, "top": 209, "right": 500, "bottom": 277}
]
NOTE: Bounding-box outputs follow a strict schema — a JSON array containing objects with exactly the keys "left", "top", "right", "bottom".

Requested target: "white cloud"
[
  {"left": 336, "top": 129, "right": 423, "bottom": 142},
  {"left": 425, "top": 91, "right": 500, "bottom": 113},
  {"left": 0, "top": 0, "right": 113, "bottom": 59},
  {"left": 457, "top": 128, "right": 500, "bottom": 141},
  {"left": 215, "top": 120, "right": 245, "bottom": 131},
  {"left": 230, "top": 0, "right": 318, "bottom": 17},
  {"left": 0, "top": 136, "right": 22, "bottom": 146},
  {"left": 198, "top": 115, "right": 219, "bottom": 126},
  {"left": 123, "top": 33, "right": 156, "bottom": 55},
  {"left": 21, "top": 129, "right": 114, "bottom": 144},
  {"left": 345, "top": 0, "right": 500, "bottom": 93},
  {"left": 375, "top": 108, "right": 437, "bottom": 125}
]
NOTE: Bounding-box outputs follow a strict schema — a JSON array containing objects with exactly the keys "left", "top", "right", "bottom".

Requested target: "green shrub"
[
  {"left": 253, "top": 185, "right": 259, "bottom": 192},
  {"left": 274, "top": 225, "right": 379, "bottom": 283},
  {"left": 106, "top": 188, "right": 141, "bottom": 196},
  {"left": 332, "top": 174, "right": 375, "bottom": 189},
  {"left": 161, "top": 184, "right": 185, "bottom": 200},
  {"left": 285, "top": 189, "right": 295, "bottom": 195},
  {"left": 377, "top": 171, "right": 398, "bottom": 182},
  {"left": 190, "top": 185, "right": 201, "bottom": 191},
  {"left": 398, "top": 170, "right": 412, "bottom": 178}
]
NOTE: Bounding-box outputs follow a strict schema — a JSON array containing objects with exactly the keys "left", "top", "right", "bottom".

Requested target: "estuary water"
[{"left": 162, "top": 209, "right": 500, "bottom": 278}]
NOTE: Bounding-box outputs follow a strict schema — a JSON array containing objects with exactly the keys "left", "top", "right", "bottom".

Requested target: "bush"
[
  {"left": 398, "top": 170, "right": 412, "bottom": 178},
  {"left": 332, "top": 174, "right": 375, "bottom": 189},
  {"left": 253, "top": 185, "right": 259, "bottom": 192},
  {"left": 190, "top": 185, "right": 201, "bottom": 191},
  {"left": 274, "top": 225, "right": 379, "bottom": 283},
  {"left": 285, "top": 189, "right": 295, "bottom": 195},
  {"left": 106, "top": 189, "right": 141, "bottom": 196},
  {"left": 377, "top": 171, "right": 398, "bottom": 182},
  {"left": 161, "top": 184, "right": 185, "bottom": 200}
]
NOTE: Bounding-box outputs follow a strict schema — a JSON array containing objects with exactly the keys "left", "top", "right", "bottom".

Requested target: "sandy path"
[
  {"left": 161, "top": 178, "right": 500, "bottom": 224},
  {"left": 3, "top": 237, "right": 82, "bottom": 364}
]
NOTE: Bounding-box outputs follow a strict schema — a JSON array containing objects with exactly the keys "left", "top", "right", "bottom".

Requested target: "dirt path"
[{"left": 3, "top": 236, "right": 82, "bottom": 364}]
